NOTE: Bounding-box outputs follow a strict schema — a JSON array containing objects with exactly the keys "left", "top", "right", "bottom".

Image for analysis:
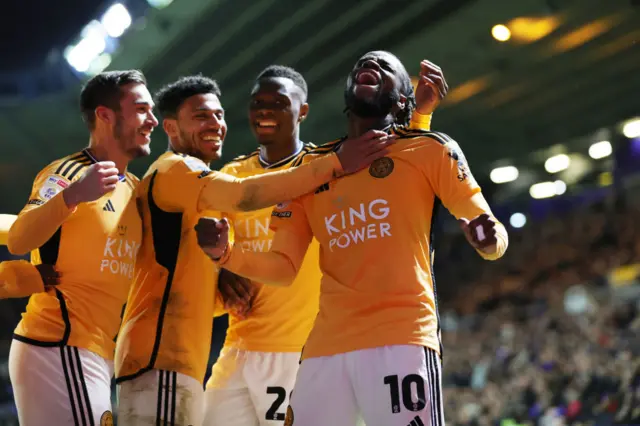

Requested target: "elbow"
[
  {"left": 7, "top": 230, "right": 28, "bottom": 256},
  {"left": 235, "top": 184, "right": 262, "bottom": 212},
  {"left": 266, "top": 273, "right": 296, "bottom": 287}
]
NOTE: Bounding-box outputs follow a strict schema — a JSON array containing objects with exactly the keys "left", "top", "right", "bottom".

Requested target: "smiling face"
[
  {"left": 344, "top": 50, "right": 409, "bottom": 119},
  {"left": 111, "top": 83, "right": 158, "bottom": 159},
  {"left": 165, "top": 93, "right": 227, "bottom": 163},
  {"left": 248, "top": 77, "right": 308, "bottom": 146}
]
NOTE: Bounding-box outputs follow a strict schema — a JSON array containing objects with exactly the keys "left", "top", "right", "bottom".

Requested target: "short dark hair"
[
  {"left": 256, "top": 65, "right": 308, "bottom": 101},
  {"left": 155, "top": 75, "right": 221, "bottom": 118},
  {"left": 80, "top": 70, "right": 147, "bottom": 130}
]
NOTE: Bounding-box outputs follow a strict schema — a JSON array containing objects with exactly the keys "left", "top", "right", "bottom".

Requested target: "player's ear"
[
  {"left": 396, "top": 94, "right": 407, "bottom": 111},
  {"left": 163, "top": 118, "right": 178, "bottom": 139},
  {"left": 298, "top": 103, "right": 309, "bottom": 123},
  {"left": 95, "top": 106, "right": 115, "bottom": 126}
]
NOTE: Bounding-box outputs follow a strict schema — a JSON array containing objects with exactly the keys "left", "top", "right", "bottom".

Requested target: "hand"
[
  {"left": 63, "top": 161, "right": 120, "bottom": 208},
  {"left": 195, "top": 217, "right": 230, "bottom": 260},
  {"left": 415, "top": 60, "right": 449, "bottom": 115},
  {"left": 36, "top": 264, "right": 60, "bottom": 289},
  {"left": 218, "top": 268, "right": 257, "bottom": 319},
  {"left": 336, "top": 130, "right": 396, "bottom": 175},
  {"left": 459, "top": 214, "right": 498, "bottom": 254}
]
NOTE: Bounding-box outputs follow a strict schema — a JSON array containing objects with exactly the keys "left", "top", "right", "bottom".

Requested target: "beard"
[
  {"left": 114, "top": 117, "right": 150, "bottom": 159},
  {"left": 343, "top": 80, "right": 401, "bottom": 118},
  {"left": 178, "top": 128, "right": 221, "bottom": 164}
]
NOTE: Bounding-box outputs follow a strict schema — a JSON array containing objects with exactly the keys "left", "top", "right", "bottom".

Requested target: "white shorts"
[
  {"left": 117, "top": 368, "right": 204, "bottom": 426},
  {"left": 203, "top": 348, "right": 300, "bottom": 426},
  {"left": 8, "top": 339, "right": 115, "bottom": 426},
  {"left": 288, "top": 345, "right": 444, "bottom": 426}
]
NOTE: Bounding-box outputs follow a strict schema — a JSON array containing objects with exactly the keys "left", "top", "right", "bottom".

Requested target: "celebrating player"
[
  {"left": 196, "top": 51, "right": 509, "bottom": 426},
  {"left": 6, "top": 70, "right": 157, "bottom": 426},
  {"left": 203, "top": 60, "right": 448, "bottom": 426},
  {"left": 114, "top": 75, "right": 393, "bottom": 426}
]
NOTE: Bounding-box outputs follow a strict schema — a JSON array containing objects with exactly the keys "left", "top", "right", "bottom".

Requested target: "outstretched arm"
[{"left": 196, "top": 199, "right": 313, "bottom": 286}]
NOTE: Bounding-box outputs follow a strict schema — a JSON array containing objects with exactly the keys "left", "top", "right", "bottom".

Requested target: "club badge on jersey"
[{"left": 39, "top": 175, "right": 70, "bottom": 201}]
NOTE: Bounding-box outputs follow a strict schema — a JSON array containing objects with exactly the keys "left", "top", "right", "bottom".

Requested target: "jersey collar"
[
  {"left": 258, "top": 143, "right": 306, "bottom": 169},
  {"left": 83, "top": 148, "right": 126, "bottom": 182}
]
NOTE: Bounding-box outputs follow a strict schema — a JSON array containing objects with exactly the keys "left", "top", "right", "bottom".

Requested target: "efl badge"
[
  {"left": 369, "top": 157, "right": 394, "bottom": 179},
  {"left": 284, "top": 405, "right": 294, "bottom": 426},
  {"left": 100, "top": 411, "right": 114, "bottom": 426}
]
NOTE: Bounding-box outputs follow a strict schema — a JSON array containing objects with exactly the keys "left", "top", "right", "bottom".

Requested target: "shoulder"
[
  {"left": 126, "top": 171, "right": 139, "bottom": 182},
  {"left": 39, "top": 150, "right": 94, "bottom": 182},
  {"left": 146, "top": 151, "right": 211, "bottom": 178},
  {"left": 291, "top": 138, "right": 345, "bottom": 167},
  {"left": 30, "top": 151, "right": 92, "bottom": 202},
  {"left": 221, "top": 150, "right": 260, "bottom": 175},
  {"left": 393, "top": 127, "right": 467, "bottom": 158}
]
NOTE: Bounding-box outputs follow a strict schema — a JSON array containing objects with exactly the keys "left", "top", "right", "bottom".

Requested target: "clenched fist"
[
  {"left": 195, "top": 217, "right": 231, "bottom": 261},
  {"left": 63, "top": 161, "right": 120, "bottom": 208}
]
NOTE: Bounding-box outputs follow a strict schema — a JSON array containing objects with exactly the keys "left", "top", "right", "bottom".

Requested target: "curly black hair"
[
  {"left": 395, "top": 72, "right": 417, "bottom": 127},
  {"left": 155, "top": 75, "right": 221, "bottom": 118}
]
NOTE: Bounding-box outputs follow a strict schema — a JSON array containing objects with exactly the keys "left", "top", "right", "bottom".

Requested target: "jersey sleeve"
[
  {"left": 197, "top": 153, "right": 343, "bottom": 213},
  {"left": 0, "top": 260, "right": 45, "bottom": 299},
  {"left": 7, "top": 165, "right": 76, "bottom": 255},
  {"left": 409, "top": 111, "right": 432, "bottom": 130},
  {"left": 421, "top": 136, "right": 508, "bottom": 260},
  {"left": 218, "top": 198, "right": 313, "bottom": 286}
]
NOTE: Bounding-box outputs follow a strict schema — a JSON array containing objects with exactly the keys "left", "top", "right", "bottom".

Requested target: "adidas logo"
[
  {"left": 408, "top": 416, "right": 425, "bottom": 426},
  {"left": 103, "top": 200, "right": 116, "bottom": 212}
]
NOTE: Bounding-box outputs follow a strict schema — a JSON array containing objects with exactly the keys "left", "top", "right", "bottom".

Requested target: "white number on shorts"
[
  {"left": 383, "top": 374, "right": 427, "bottom": 413},
  {"left": 266, "top": 386, "right": 287, "bottom": 421}
]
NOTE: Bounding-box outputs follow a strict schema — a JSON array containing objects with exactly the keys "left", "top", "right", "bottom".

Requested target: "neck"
[
  {"left": 259, "top": 135, "right": 303, "bottom": 165},
  {"left": 88, "top": 135, "right": 129, "bottom": 174},
  {"left": 347, "top": 113, "right": 395, "bottom": 138}
]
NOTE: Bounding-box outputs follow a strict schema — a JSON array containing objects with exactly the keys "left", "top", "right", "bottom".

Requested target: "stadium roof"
[{"left": 0, "top": 0, "right": 638, "bottom": 213}]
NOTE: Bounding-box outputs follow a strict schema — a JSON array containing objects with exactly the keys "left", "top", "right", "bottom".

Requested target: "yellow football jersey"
[
  {"left": 216, "top": 111, "right": 435, "bottom": 355},
  {"left": 9, "top": 150, "right": 141, "bottom": 360},
  {"left": 115, "top": 149, "right": 345, "bottom": 384},
  {"left": 217, "top": 145, "right": 322, "bottom": 355},
  {"left": 219, "top": 127, "right": 508, "bottom": 360}
]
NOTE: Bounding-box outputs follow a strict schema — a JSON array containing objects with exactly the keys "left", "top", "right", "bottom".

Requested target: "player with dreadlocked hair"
[{"left": 195, "top": 50, "right": 508, "bottom": 426}]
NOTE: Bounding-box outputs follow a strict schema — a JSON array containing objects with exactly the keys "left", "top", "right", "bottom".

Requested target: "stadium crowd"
[{"left": 436, "top": 189, "right": 640, "bottom": 426}]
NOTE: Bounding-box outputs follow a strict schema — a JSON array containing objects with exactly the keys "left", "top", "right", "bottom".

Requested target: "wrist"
[
  {"left": 62, "top": 183, "right": 81, "bottom": 209},
  {"left": 411, "top": 111, "right": 433, "bottom": 129},
  {"left": 212, "top": 241, "right": 233, "bottom": 264}
]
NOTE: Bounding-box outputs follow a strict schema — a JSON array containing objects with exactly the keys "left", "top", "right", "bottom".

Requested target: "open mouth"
[
  {"left": 201, "top": 134, "right": 222, "bottom": 148},
  {"left": 355, "top": 69, "right": 381, "bottom": 86},
  {"left": 138, "top": 128, "right": 153, "bottom": 141},
  {"left": 254, "top": 119, "right": 278, "bottom": 134}
]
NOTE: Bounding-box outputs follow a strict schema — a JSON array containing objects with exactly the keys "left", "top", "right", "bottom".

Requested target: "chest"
[
  {"left": 303, "top": 156, "right": 430, "bottom": 244},
  {"left": 64, "top": 182, "right": 142, "bottom": 258}
]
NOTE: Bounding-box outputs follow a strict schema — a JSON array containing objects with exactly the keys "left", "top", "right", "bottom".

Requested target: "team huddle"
[{"left": 0, "top": 51, "right": 507, "bottom": 426}]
